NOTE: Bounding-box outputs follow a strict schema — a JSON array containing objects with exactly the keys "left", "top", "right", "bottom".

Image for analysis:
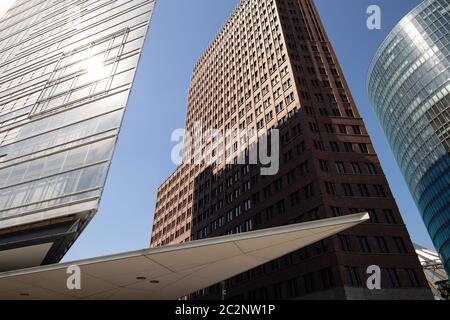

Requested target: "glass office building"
[
  {"left": 368, "top": 0, "right": 450, "bottom": 274},
  {"left": 0, "top": 0, "right": 155, "bottom": 271},
  {"left": 415, "top": 244, "right": 448, "bottom": 300}
]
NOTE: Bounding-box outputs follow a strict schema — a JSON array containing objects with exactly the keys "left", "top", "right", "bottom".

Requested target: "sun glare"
[{"left": 83, "top": 56, "right": 109, "bottom": 80}]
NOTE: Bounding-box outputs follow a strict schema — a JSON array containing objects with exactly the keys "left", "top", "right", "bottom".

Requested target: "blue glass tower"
[{"left": 368, "top": 0, "right": 450, "bottom": 274}]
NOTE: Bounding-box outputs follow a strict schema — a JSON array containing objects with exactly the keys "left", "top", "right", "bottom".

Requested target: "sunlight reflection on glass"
[{"left": 83, "top": 56, "right": 109, "bottom": 81}]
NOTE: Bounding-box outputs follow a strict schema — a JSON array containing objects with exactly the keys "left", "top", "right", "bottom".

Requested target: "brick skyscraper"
[{"left": 151, "top": 0, "right": 431, "bottom": 299}]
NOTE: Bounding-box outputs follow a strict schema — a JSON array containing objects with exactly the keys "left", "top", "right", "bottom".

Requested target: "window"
[
  {"left": 303, "top": 183, "right": 314, "bottom": 198},
  {"left": 345, "top": 267, "right": 362, "bottom": 287},
  {"left": 274, "top": 178, "right": 283, "bottom": 191},
  {"left": 376, "top": 236, "right": 389, "bottom": 253},
  {"left": 335, "top": 161, "right": 345, "bottom": 174},
  {"left": 320, "top": 268, "right": 335, "bottom": 289},
  {"left": 320, "top": 160, "right": 329, "bottom": 172},
  {"left": 342, "top": 184, "right": 353, "bottom": 197},
  {"left": 309, "top": 122, "right": 319, "bottom": 133},
  {"left": 271, "top": 259, "right": 280, "bottom": 271},
  {"left": 367, "top": 163, "right": 377, "bottom": 175},
  {"left": 339, "top": 235, "right": 351, "bottom": 252},
  {"left": 386, "top": 268, "right": 400, "bottom": 288},
  {"left": 287, "top": 169, "right": 296, "bottom": 184},
  {"left": 325, "top": 182, "right": 336, "bottom": 195},
  {"left": 244, "top": 199, "right": 252, "bottom": 211},
  {"left": 346, "top": 109, "right": 355, "bottom": 118},
  {"left": 357, "top": 236, "right": 371, "bottom": 253},
  {"left": 358, "top": 184, "right": 370, "bottom": 197},
  {"left": 272, "top": 283, "right": 283, "bottom": 300},
  {"left": 330, "top": 141, "right": 340, "bottom": 152},
  {"left": 331, "top": 207, "right": 342, "bottom": 217},
  {"left": 234, "top": 205, "right": 242, "bottom": 218},
  {"left": 338, "top": 124, "right": 347, "bottom": 134},
  {"left": 303, "top": 273, "right": 315, "bottom": 294},
  {"left": 406, "top": 269, "right": 420, "bottom": 287},
  {"left": 358, "top": 143, "right": 369, "bottom": 154},
  {"left": 351, "top": 162, "right": 362, "bottom": 174},
  {"left": 290, "top": 191, "right": 300, "bottom": 206},
  {"left": 244, "top": 219, "right": 253, "bottom": 232},
  {"left": 30, "top": 29, "right": 127, "bottom": 117},
  {"left": 394, "top": 237, "right": 407, "bottom": 254},
  {"left": 352, "top": 125, "right": 362, "bottom": 135},
  {"left": 367, "top": 209, "right": 379, "bottom": 223},
  {"left": 299, "top": 161, "right": 309, "bottom": 175},
  {"left": 344, "top": 142, "right": 354, "bottom": 152},
  {"left": 275, "top": 101, "right": 285, "bottom": 113},
  {"left": 384, "top": 209, "right": 396, "bottom": 224},
  {"left": 287, "top": 278, "right": 299, "bottom": 298},
  {"left": 314, "top": 140, "right": 325, "bottom": 151},
  {"left": 324, "top": 123, "right": 334, "bottom": 133},
  {"left": 286, "top": 92, "right": 295, "bottom": 105},
  {"left": 374, "top": 185, "right": 387, "bottom": 198},
  {"left": 276, "top": 199, "right": 286, "bottom": 214},
  {"left": 226, "top": 210, "right": 233, "bottom": 222},
  {"left": 282, "top": 78, "right": 292, "bottom": 91},
  {"left": 332, "top": 108, "right": 342, "bottom": 117},
  {"left": 315, "top": 240, "right": 327, "bottom": 255}
]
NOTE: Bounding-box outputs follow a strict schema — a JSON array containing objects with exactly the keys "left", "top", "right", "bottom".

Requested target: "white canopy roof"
[{"left": 0, "top": 213, "right": 368, "bottom": 300}]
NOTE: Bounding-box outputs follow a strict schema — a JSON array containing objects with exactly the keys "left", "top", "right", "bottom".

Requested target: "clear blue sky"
[{"left": 63, "top": 0, "right": 432, "bottom": 262}]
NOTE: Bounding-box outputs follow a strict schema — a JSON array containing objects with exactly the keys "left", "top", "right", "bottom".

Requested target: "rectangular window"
[
  {"left": 320, "top": 160, "right": 329, "bottom": 172},
  {"left": 338, "top": 124, "right": 347, "bottom": 134},
  {"left": 357, "top": 236, "right": 371, "bottom": 253},
  {"left": 376, "top": 236, "right": 390, "bottom": 253},
  {"left": 325, "top": 182, "right": 336, "bottom": 195},
  {"left": 331, "top": 207, "right": 342, "bottom": 217},
  {"left": 374, "top": 185, "right": 387, "bottom": 198},
  {"left": 394, "top": 237, "right": 407, "bottom": 254},
  {"left": 286, "top": 92, "right": 295, "bottom": 105},
  {"left": 358, "top": 184, "right": 370, "bottom": 197},
  {"left": 244, "top": 199, "right": 252, "bottom": 211},
  {"left": 320, "top": 268, "right": 335, "bottom": 289},
  {"left": 406, "top": 269, "right": 420, "bottom": 287},
  {"left": 345, "top": 267, "right": 362, "bottom": 287},
  {"left": 359, "top": 143, "right": 369, "bottom": 154},
  {"left": 342, "top": 184, "right": 353, "bottom": 197},
  {"left": 335, "top": 161, "right": 346, "bottom": 174},
  {"left": 339, "top": 235, "right": 351, "bottom": 252},
  {"left": 303, "top": 183, "right": 314, "bottom": 198},
  {"left": 367, "top": 209, "right": 379, "bottom": 223},
  {"left": 330, "top": 141, "right": 340, "bottom": 152},
  {"left": 351, "top": 162, "right": 362, "bottom": 174},
  {"left": 384, "top": 209, "right": 396, "bottom": 224},
  {"left": 352, "top": 125, "right": 362, "bottom": 135},
  {"left": 287, "top": 278, "right": 299, "bottom": 298},
  {"left": 303, "top": 273, "right": 315, "bottom": 294},
  {"left": 367, "top": 163, "right": 377, "bottom": 175},
  {"left": 344, "top": 142, "right": 354, "bottom": 152},
  {"left": 386, "top": 268, "right": 401, "bottom": 288}
]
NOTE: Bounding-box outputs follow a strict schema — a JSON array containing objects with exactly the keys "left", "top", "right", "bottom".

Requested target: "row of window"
[
  {"left": 193, "top": 265, "right": 421, "bottom": 300},
  {"left": 338, "top": 234, "right": 409, "bottom": 254}
]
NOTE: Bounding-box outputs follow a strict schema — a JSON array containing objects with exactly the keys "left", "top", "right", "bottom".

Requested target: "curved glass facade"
[{"left": 368, "top": 0, "right": 450, "bottom": 273}]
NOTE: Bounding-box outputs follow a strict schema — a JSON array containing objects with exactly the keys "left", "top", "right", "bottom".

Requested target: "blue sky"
[{"left": 63, "top": 0, "right": 432, "bottom": 262}]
